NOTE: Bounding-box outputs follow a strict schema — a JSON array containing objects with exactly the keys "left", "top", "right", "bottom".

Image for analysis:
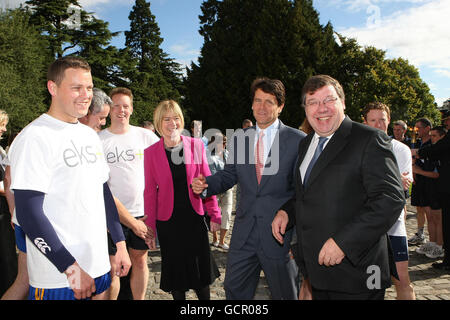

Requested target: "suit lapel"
[
  {"left": 305, "top": 117, "right": 352, "bottom": 188},
  {"left": 242, "top": 127, "right": 258, "bottom": 187}
]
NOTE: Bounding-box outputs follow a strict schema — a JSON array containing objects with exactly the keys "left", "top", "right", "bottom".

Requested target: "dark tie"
[{"left": 303, "top": 137, "right": 328, "bottom": 186}]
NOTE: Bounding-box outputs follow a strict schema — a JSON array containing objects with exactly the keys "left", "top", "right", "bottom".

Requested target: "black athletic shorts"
[{"left": 121, "top": 216, "right": 149, "bottom": 250}]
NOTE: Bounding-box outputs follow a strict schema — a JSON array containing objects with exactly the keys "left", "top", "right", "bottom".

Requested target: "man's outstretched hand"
[{"left": 191, "top": 174, "right": 208, "bottom": 195}]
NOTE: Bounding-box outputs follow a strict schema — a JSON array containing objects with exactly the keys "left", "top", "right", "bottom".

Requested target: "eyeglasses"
[{"left": 305, "top": 96, "right": 338, "bottom": 108}]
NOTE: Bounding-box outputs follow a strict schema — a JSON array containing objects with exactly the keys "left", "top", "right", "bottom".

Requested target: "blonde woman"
[{"left": 144, "top": 100, "right": 221, "bottom": 300}]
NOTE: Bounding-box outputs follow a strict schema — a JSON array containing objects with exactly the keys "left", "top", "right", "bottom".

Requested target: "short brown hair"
[
  {"left": 250, "top": 78, "right": 286, "bottom": 106},
  {"left": 362, "top": 102, "right": 391, "bottom": 121},
  {"left": 242, "top": 119, "right": 253, "bottom": 128},
  {"left": 109, "top": 87, "right": 133, "bottom": 106},
  {"left": 47, "top": 56, "right": 91, "bottom": 85},
  {"left": 416, "top": 118, "right": 432, "bottom": 128},
  {"left": 301, "top": 75, "right": 345, "bottom": 107},
  {"left": 431, "top": 126, "right": 447, "bottom": 137},
  {"left": 393, "top": 120, "right": 407, "bottom": 130}
]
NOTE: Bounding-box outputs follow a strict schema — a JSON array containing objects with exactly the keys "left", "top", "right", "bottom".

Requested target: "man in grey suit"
[{"left": 192, "top": 78, "right": 305, "bottom": 299}]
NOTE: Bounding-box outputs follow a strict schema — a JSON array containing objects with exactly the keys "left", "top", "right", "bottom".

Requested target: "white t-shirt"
[
  {"left": 9, "top": 114, "right": 111, "bottom": 289},
  {"left": 99, "top": 126, "right": 159, "bottom": 217},
  {"left": 388, "top": 139, "right": 413, "bottom": 237}
]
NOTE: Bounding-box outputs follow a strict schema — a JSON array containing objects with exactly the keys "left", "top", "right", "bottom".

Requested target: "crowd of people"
[{"left": 0, "top": 56, "right": 449, "bottom": 300}]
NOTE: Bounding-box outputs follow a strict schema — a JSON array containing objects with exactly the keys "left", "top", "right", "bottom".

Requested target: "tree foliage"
[
  {"left": 9, "top": 0, "right": 183, "bottom": 129},
  {"left": 0, "top": 9, "right": 49, "bottom": 140},
  {"left": 186, "top": 0, "right": 300, "bottom": 130},
  {"left": 71, "top": 10, "right": 134, "bottom": 92},
  {"left": 125, "top": 0, "right": 182, "bottom": 126},
  {"left": 25, "top": 0, "right": 82, "bottom": 59},
  {"left": 184, "top": 0, "right": 440, "bottom": 131},
  {"left": 0, "top": 0, "right": 441, "bottom": 138},
  {"left": 25, "top": 0, "right": 132, "bottom": 92},
  {"left": 332, "top": 35, "right": 439, "bottom": 128}
]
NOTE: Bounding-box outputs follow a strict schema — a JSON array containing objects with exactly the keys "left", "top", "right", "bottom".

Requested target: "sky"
[{"left": 1, "top": 0, "right": 449, "bottom": 107}]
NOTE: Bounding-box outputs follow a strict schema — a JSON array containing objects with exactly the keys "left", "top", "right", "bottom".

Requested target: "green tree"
[
  {"left": 25, "top": 0, "right": 132, "bottom": 94},
  {"left": 0, "top": 9, "right": 49, "bottom": 137},
  {"left": 283, "top": 0, "right": 338, "bottom": 126},
  {"left": 386, "top": 58, "right": 439, "bottom": 126},
  {"left": 25, "top": 0, "right": 82, "bottom": 58},
  {"left": 125, "top": 0, "right": 182, "bottom": 126},
  {"left": 184, "top": 0, "right": 338, "bottom": 131},
  {"left": 71, "top": 10, "right": 135, "bottom": 91},
  {"left": 332, "top": 35, "right": 439, "bottom": 128},
  {"left": 185, "top": 0, "right": 439, "bottom": 132}
]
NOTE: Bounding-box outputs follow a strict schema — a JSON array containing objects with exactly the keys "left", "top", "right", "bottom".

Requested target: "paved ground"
[{"left": 145, "top": 198, "right": 450, "bottom": 300}]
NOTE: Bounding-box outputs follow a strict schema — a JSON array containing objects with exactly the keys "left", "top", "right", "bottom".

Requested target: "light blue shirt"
[{"left": 255, "top": 118, "right": 280, "bottom": 165}]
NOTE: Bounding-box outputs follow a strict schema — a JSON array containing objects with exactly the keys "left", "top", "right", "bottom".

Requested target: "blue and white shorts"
[
  {"left": 29, "top": 272, "right": 111, "bottom": 300},
  {"left": 14, "top": 224, "right": 26, "bottom": 253}
]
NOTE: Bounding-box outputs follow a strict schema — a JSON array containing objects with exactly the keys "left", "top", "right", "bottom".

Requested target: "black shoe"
[{"left": 432, "top": 262, "right": 450, "bottom": 271}]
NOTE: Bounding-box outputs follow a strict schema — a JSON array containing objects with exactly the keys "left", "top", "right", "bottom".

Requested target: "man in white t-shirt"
[
  {"left": 9, "top": 57, "right": 131, "bottom": 300},
  {"left": 99, "top": 87, "right": 159, "bottom": 300},
  {"left": 363, "top": 102, "right": 415, "bottom": 300}
]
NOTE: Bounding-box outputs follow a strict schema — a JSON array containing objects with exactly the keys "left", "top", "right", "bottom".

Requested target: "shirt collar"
[
  {"left": 313, "top": 132, "right": 334, "bottom": 143},
  {"left": 256, "top": 118, "right": 280, "bottom": 134}
]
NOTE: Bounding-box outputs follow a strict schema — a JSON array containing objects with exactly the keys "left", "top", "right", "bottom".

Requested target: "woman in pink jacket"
[{"left": 143, "top": 100, "right": 221, "bottom": 300}]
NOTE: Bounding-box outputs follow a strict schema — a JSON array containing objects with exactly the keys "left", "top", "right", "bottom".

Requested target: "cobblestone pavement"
[{"left": 145, "top": 199, "right": 450, "bottom": 300}]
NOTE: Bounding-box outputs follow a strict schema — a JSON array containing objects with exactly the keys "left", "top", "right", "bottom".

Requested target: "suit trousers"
[{"left": 224, "top": 218, "right": 298, "bottom": 300}]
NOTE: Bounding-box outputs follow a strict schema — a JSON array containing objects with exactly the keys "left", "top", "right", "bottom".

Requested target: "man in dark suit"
[
  {"left": 272, "top": 75, "right": 405, "bottom": 300},
  {"left": 192, "top": 78, "right": 305, "bottom": 299}
]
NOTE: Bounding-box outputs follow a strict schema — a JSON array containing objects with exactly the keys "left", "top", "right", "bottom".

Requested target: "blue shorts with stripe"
[
  {"left": 29, "top": 272, "right": 111, "bottom": 300},
  {"left": 14, "top": 224, "right": 27, "bottom": 253}
]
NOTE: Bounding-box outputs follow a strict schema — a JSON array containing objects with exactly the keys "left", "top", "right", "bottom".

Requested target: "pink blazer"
[{"left": 143, "top": 135, "right": 221, "bottom": 233}]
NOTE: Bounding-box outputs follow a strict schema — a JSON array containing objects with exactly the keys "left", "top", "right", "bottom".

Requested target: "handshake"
[
  {"left": 190, "top": 174, "right": 209, "bottom": 195},
  {"left": 190, "top": 174, "right": 221, "bottom": 233}
]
